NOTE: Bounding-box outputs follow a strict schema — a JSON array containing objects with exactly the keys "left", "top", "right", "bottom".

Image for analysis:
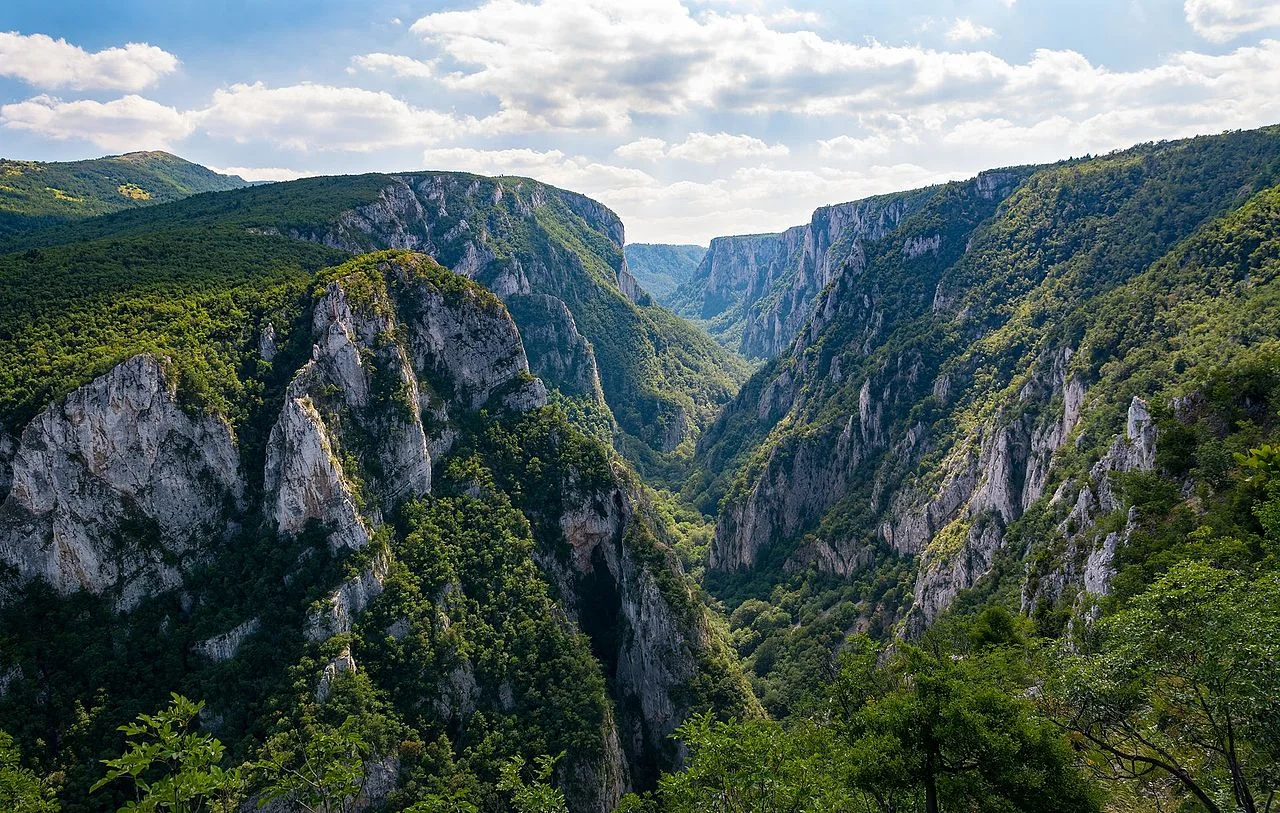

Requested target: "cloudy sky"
[{"left": 2, "top": 0, "right": 1280, "bottom": 243}]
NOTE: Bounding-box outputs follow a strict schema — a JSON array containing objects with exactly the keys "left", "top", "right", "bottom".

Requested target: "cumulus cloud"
[
  {"left": 668, "top": 132, "right": 790, "bottom": 161},
  {"left": 0, "top": 32, "right": 178, "bottom": 91},
  {"left": 615, "top": 132, "right": 789, "bottom": 162},
  {"left": 1185, "top": 0, "right": 1280, "bottom": 42},
  {"left": 0, "top": 94, "right": 193, "bottom": 151},
  {"left": 208, "top": 166, "right": 318, "bottom": 182},
  {"left": 195, "top": 82, "right": 473, "bottom": 151},
  {"left": 350, "top": 52, "right": 436, "bottom": 79},
  {"left": 818, "top": 133, "right": 893, "bottom": 160},
  {"left": 945, "top": 18, "right": 997, "bottom": 43},
  {"left": 615, "top": 137, "right": 669, "bottom": 161},
  {"left": 403, "top": 0, "right": 1280, "bottom": 133}
]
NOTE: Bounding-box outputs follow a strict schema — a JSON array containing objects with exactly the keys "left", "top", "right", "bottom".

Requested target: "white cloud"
[
  {"left": 402, "top": 0, "right": 1280, "bottom": 131},
  {"left": 945, "top": 18, "right": 997, "bottom": 43},
  {"left": 615, "top": 137, "right": 669, "bottom": 161},
  {"left": 0, "top": 32, "right": 179, "bottom": 91},
  {"left": 350, "top": 52, "right": 436, "bottom": 79},
  {"left": 1185, "top": 0, "right": 1280, "bottom": 42},
  {"left": 0, "top": 94, "right": 193, "bottom": 151},
  {"left": 667, "top": 131, "right": 790, "bottom": 162},
  {"left": 767, "top": 8, "right": 822, "bottom": 27},
  {"left": 195, "top": 82, "right": 473, "bottom": 151},
  {"left": 208, "top": 166, "right": 318, "bottom": 182},
  {"left": 613, "top": 132, "right": 787, "bottom": 162},
  {"left": 818, "top": 133, "right": 893, "bottom": 159}
]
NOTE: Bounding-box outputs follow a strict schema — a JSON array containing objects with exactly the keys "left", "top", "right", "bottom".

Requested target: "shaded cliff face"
[
  {"left": 696, "top": 128, "right": 1280, "bottom": 644},
  {"left": 292, "top": 172, "right": 746, "bottom": 459},
  {"left": 0, "top": 251, "right": 753, "bottom": 813},
  {"left": 670, "top": 189, "right": 939, "bottom": 359}
]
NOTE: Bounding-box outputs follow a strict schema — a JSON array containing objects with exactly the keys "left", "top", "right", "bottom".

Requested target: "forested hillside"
[
  {"left": 0, "top": 151, "right": 247, "bottom": 237},
  {"left": 0, "top": 243, "right": 753, "bottom": 812}
]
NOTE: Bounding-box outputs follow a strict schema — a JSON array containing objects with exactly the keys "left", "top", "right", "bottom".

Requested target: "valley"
[{"left": 2, "top": 126, "right": 1279, "bottom": 812}]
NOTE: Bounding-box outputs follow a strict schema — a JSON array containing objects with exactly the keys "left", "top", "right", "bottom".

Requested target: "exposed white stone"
[
  {"left": 307, "top": 549, "right": 392, "bottom": 642},
  {"left": 194, "top": 618, "right": 260, "bottom": 662},
  {"left": 316, "top": 645, "right": 357, "bottom": 703},
  {"left": 0, "top": 355, "right": 242, "bottom": 608}
]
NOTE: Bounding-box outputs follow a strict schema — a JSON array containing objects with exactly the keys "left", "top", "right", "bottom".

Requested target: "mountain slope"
[
  {"left": 0, "top": 172, "right": 749, "bottom": 470},
  {"left": 622, "top": 243, "right": 706, "bottom": 303},
  {"left": 668, "top": 186, "right": 961, "bottom": 358},
  {"left": 0, "top": 248, "right": 754, "bottom": 812},
  {"left": 0, "top": 151, "right": 248, "bottom": 236},
  {"left": 688, "top": 126, "right": 1280, "bottom": 711}
]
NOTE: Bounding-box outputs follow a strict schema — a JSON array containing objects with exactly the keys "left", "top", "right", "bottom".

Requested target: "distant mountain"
[
  {"left": 623, "top": 243, "right": 706, "bottom": 303},
  {"left": 0, "top": 151, "right": 248, "bottom": 236}
]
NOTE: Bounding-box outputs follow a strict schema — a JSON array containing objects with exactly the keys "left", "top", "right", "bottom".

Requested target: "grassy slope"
[{"left": 0, "top": 151, "right": 248, "bottom": 237}]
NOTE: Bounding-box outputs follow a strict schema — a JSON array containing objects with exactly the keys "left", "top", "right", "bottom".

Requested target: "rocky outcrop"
[
  {"left": 740, "top": 197, "right": 917, "bottom": 359},
  {"left": 296, "top": 174, "right": 617, "bottom": 407},
  {"left": 0, "top": 355, "right": 242, "bottom": 608},
  {"left": 264, "top": 392, "right": 372, "bottom": 552},
  {"left": 710, "top": 350, "right": 927, "bottom": 571},
  {"left": 616, "top": 263, "right": 648, "bottom": 305},
  {"left": 307, "top": 548, "right": 393, "bottom": 641},
  {"left": 1021, "top": 398, "right": 1159, "bottom": 615},
  {"left": 395, "top": 269, "right": 546, "bottom": 412},
  {"left": 194, "top": 618, "right": 260, "bottom": 662}
]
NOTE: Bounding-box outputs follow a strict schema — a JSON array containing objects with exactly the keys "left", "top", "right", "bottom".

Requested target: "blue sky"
[{"left": 2, "top": 0, "right": 1279, "bottom": 243}]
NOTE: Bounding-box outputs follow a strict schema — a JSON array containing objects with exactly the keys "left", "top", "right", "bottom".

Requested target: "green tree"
[
  {"left": 496, "top": 754, "right": 567, "bottom": 813},
  {"left": 255, "top": 718, "right": 371, "bottom": 813},
  {"left": 1052, "top": 561, "right": 1280, "bottom": 813},
  {"left": 834, "top": 634, "right": 1099, "bottom": 813},
  {"left": 0, "top": 731, "right": 59, "bottom": 813},
  {"left": 655, "top": 713, "right": 853, "bottom": 813},
  {"left": 91, "top": 694, "right": 244, "bottom": 813}
]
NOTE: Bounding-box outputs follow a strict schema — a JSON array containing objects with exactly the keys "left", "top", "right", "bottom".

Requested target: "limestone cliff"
[
  {"left": 0, "top": 354, "right": 242, "bottom": 609},
  {"left": 672, "top": 188, "right": 943, "bottom": 358},
  {"left": 0, "top": 250, "right": 749, "bottom": 813},
  {"left": 278, "top": 172, "right": 744, "bottom": 454}
]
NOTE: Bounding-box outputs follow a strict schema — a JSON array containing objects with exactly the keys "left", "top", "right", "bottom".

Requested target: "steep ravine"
[{"left": 695, "top": 127, "right": 1280, "bottom": 641}]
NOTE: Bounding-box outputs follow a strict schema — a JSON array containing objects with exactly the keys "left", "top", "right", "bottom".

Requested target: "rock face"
[
  {"left": 672, "top": 190, "right": 932, "bottom": 358},
  {"left": 505, "top": 294, "right": 604, "bottom": 401},
  {"left": 286, "top": 171, "right": 745, "bottom": 454},
  {"left": 194, "top": 618, "right": 260, "bottom": 663},
  {"left": 302, "top": 175, "right": 621, "bottom": 405},
  {"left": 541, "top": 481, "right": 736, "bottom": 792},
  {"left": 0, "top": 355, "right": 242, "bottom": 608},
  {"left": 695, "top": 153, "right": 1229, "bottom": 636}
]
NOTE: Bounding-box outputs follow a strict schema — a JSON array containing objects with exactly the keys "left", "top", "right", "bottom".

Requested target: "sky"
[{"left": 2, "top": 1, "right": 1280, "bottom": 244}]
